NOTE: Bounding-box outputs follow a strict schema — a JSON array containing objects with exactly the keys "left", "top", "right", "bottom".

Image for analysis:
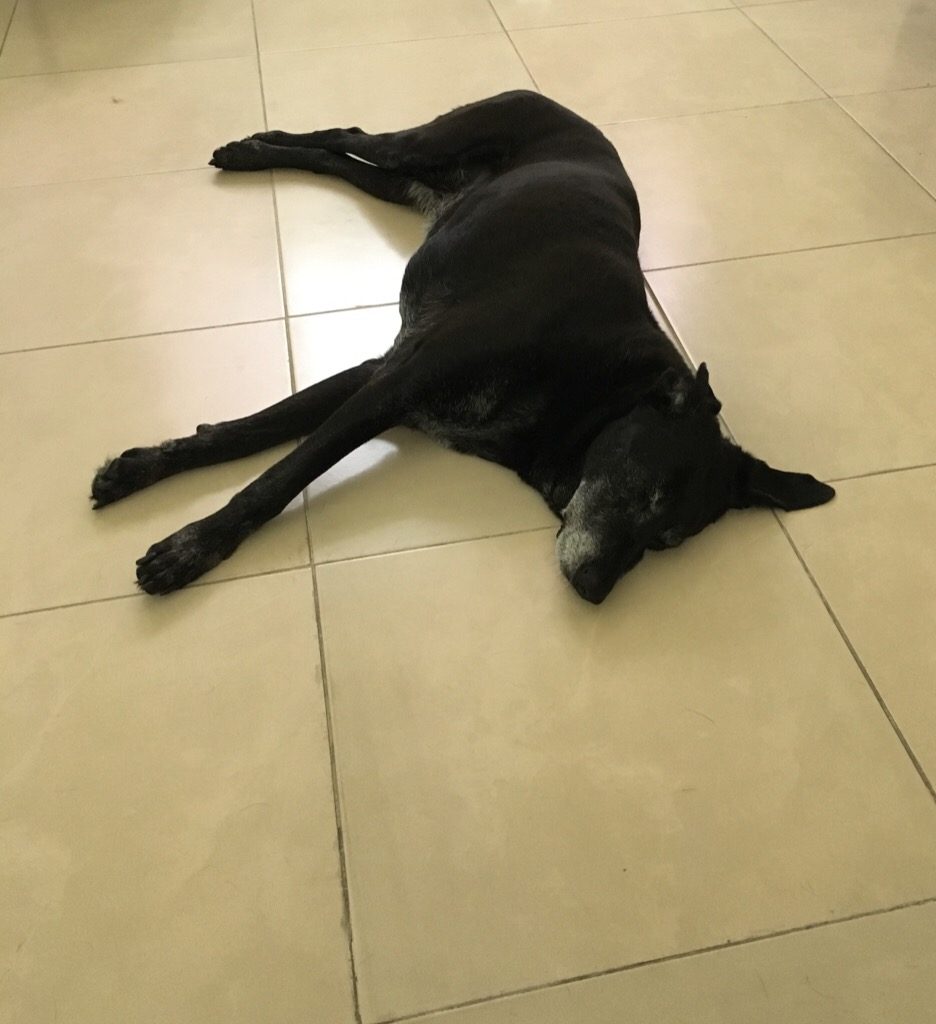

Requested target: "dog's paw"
[
  {"left": 209, "top": 139, "right": 271, "bottom": 171},
  {"left": 135, "top": 523, "right": 229, "bottom": 595},
  {"left": 91, "top": 448, "right": 167, "bottom": 508},
  {"left": 246, "top": 130, "right": 292, "bottom": 146}
]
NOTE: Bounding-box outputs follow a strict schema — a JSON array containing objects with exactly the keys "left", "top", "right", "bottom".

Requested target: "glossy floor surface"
[{"left": 2, "top": 1, "right": 935, "bottom": 1021}]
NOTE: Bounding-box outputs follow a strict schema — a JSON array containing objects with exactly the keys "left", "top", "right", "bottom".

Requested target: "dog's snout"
[{"left": 570, "top": 563, "right": 613, "bottom": 605}]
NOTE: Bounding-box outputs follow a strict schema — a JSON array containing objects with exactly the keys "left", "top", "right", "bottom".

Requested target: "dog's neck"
[{"left": 521, "top": 345, "right": 691, "bottom": 515}]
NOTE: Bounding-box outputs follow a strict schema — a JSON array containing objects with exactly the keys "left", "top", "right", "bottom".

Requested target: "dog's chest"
[
  {"left": 406, "top": 382, "right": 544, "bottom": 462},
  {"left": 406, "top": 182, "right": 463, "bottom": 223}
]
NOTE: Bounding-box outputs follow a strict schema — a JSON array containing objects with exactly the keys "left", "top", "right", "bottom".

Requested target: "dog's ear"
[
  {"left": 647, "top": 363, "right": 721, "bottom": 416},
  {"left": 731, "top": 448, "right": 835, "bottom": 511},
  {"left": 690, "top": 363, "right": 722, "bottom": 416}
]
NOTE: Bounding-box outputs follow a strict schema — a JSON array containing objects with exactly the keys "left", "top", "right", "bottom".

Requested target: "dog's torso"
[{"left": 387, "top": 145, "right": 682, "bottom": 510}]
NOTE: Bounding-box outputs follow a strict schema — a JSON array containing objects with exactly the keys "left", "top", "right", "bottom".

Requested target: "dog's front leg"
[{"left": 134, "top": 380, "right": 401, "bottom": 595}]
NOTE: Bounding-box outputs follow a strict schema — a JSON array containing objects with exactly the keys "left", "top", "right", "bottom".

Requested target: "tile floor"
[{"left": 1, "top": 1, "right": 935, "bottom": 1022}]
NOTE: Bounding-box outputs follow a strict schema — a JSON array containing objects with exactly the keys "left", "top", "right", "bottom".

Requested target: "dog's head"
[{"left": 557, "top": 363, "right": 834, "bottom": 604}]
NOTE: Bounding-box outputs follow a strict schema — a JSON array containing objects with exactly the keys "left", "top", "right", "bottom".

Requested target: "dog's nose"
[{"left": 570, "top": 563, "right": 613, "bottom": 604}]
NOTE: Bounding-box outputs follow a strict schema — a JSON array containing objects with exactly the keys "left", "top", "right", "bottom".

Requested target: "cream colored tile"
[
  {"left": 255, "top": 0, "right": 500, "bottom": 53},
  {"left": 0, "top": 0, "right": 255, "bottom": 76},
  {"left": 275, "top": 172, "right": 425, "bottom": 315},
  {"left": 747, "top": 0, "right": 936, "bottom": 96},
  {"left": 785, "top": 468, "right": 936, "bottom": 783},
  {"left": 647, "top": 235, "right": 936, "bottom": 481},
  {"left": 511, "top": 10, "right": 820, "bottom": 123},
  {"left": 265, "top": 35, "right": 532, "bottom": 316},
  {"left": 317, "top": 520, "right": 936, "bottom": 1020},
  {"left": 291, "top": 307, "right": 555, "bottom": 562},
  {"left": 0, "top": 322, "right": 309, "bottom": 616},
  {"left": 0, "top": 0, "right": 14, "bottom": 32},
  {"left": 0, "top": 571, "right": 356, "bottom": 1024},
  {"left": 494, "top": 0, "right": 728, "bottom": 30},
  {"left": 605, "top": 101, "right": 936, "bottom": 268},
  {"left": 839, "top": 87, "right": 936, "bottom": 199},
  {"left": 419, "top": 901, "right": 936, "bottom": 1023},
  {"left": 0, "top": 58, "right": 262, "bottom": 187},
  {"left": 261, "top": 34, "right": 534, "bottom": 133},
  {"left": 0, "top": 170, "right": 282, "bottom": 351}
]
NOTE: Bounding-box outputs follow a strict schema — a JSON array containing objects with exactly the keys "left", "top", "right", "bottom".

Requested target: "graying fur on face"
[{"left": 557, "top": 477, "right": 606, "bottom": 579}]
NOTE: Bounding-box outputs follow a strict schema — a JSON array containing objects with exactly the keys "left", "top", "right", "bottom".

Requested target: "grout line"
[
  {"left": 0, "top": 52, "right": 253, "bottom": 82},
  {"left": 0, "top": 50, "right": 259, "bottom": 81},
  {"left": 314, "top": 523, "right": 555, "bottom": 568},
  {"left": 773, "top": 513, "right": 936, "bottom": 804},
  {"left": 258, "top": 28, "right": 503, "bottom": 58},
  {"left": 828, "top": 461, "right": 936, "bottom": 484},
  {"left": 505, "top": 4, "right": 743, "bottom": 32},
  {"left": 0, "top": 0, "right": 19, "bottom": 58},
  {"left": 735, "top": 4, "right": 832, "bottom": 95},
  {"left": 833, "top": 97, "right": 936, "bottom": 203},
  {"left": 0, "top": 304, "right": 401, "bottom": 360},
  {"left": 0, "top": 562, "right": 309, "bottom": 622},
  {"left": 0, "top": 316, "right": 286, "bottom": 358},
  {"left": 378, "top": 894, "right": 936, "bottom": 1023},
  {"left": 733, "top": 0, "right": 813, "bottom": 6},
  {"left": 834, "top": 81, "right": 936, "bottom": 99},
  {"left": 306, "top": 528, "right": 365, "bottom": 1024},
  {"left": 289, "top": 299, "right": 399, "bottom": 321},
  {"left": 248, "top": 0, "right": 364, "bottom": 1019},
  {"left": 596, "top": 94, "right": 830, "bottom": 128},
  {"left": 485, "top": 0, "right": 542, "bottom": 91},
  {"left": 0, "top": 163, "right": 218, "bottom": 192},
  {"left": 643, "top": 228, "right": 936, "bottom": 274},
  {"left": 643, "top": 278, "right": 693, "bottom": 365}
]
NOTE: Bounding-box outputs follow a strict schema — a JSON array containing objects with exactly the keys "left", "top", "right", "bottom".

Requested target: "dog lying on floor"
[{"left": 91, "top": 90, "right": 834, "bottom": 604}]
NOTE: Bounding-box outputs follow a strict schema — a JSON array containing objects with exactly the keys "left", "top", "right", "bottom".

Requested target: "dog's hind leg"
[
  {"left": 235, "top": 91, "right": 593, "bottom": 174},
  {"left": 210, "top": 141, "right": 420, "bottom": 206},
  {"left": 134, "top": 377, "right": 403, "bottom": 594},
  {"left": 91, "top": 357, "right": 383, "bottom": 508}
]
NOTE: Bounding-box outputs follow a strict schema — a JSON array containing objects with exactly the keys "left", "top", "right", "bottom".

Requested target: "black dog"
[{"left": 91, "top": 91, "right": 833, "bottom": 604}]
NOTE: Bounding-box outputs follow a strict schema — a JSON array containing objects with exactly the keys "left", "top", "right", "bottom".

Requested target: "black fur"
[{"left": 91, "top": 91, "right": 834, "bottom": 602}]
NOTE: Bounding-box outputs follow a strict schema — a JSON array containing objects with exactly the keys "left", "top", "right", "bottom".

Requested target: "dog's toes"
[
  {"left": 91, "top": 447, "right": 167, "bottom": 508},
  {"left": 135, "top": 524, "right": 227, "bottom": 595},
  {"left": 247, "top": 130, "right": 290, "bottom": 145},
  {"left": 209, "top": 139, "right": 270, "bottom": 171}
]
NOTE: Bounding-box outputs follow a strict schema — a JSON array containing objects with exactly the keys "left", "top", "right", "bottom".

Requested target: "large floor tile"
[
  {"left": 494, "top": 0, "right": 727, "bottom": 30},
  {"left": 255, "top": 0, "right": 500, "bottom": 53},
  {"left": 839, "top": 87, "right": 936, "bottom": 199},
  {"left": 317, "top": 520, "right": 936, "bottom": 1020},
  {"left": 261, "top": 34, "right": 534, "bottom": 134},
  {"left": 647, "top": 235, "right": 936, "bottom": 481},
  {"left": 0, "top": 571, "right": 356, "bottom": 1024},
  {"left": 275, "top": 172, "right": 424, "bottom": 315},
  {"left": 292, "top": 307, "right": 555, "bottom": 563},
  {"left": 0, "top": 170, "right": 282, "bottom": 351},
  {"left": 512, "top": 10, "right": 820, "bottom": 124},
  {"left": 421, "top": 900, "right": 936, "bottom": 1023},
  {"left": 0, "top": 58, "right": 262, "bottom": 187},
  {"left": 747, "top": 0, "right": 936, "bottom": 96},
  {"left": 0, "top": 322, "right": 308, "bottom": 616},
  {"left": 605, "top": 100, "right": 936, "bottom": 268},
  {"left": 785, "top": 467, "right": 936, "bottom": 784},
  {"left": 0, "top": 0, "right": 255, "bottom": 77}
]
